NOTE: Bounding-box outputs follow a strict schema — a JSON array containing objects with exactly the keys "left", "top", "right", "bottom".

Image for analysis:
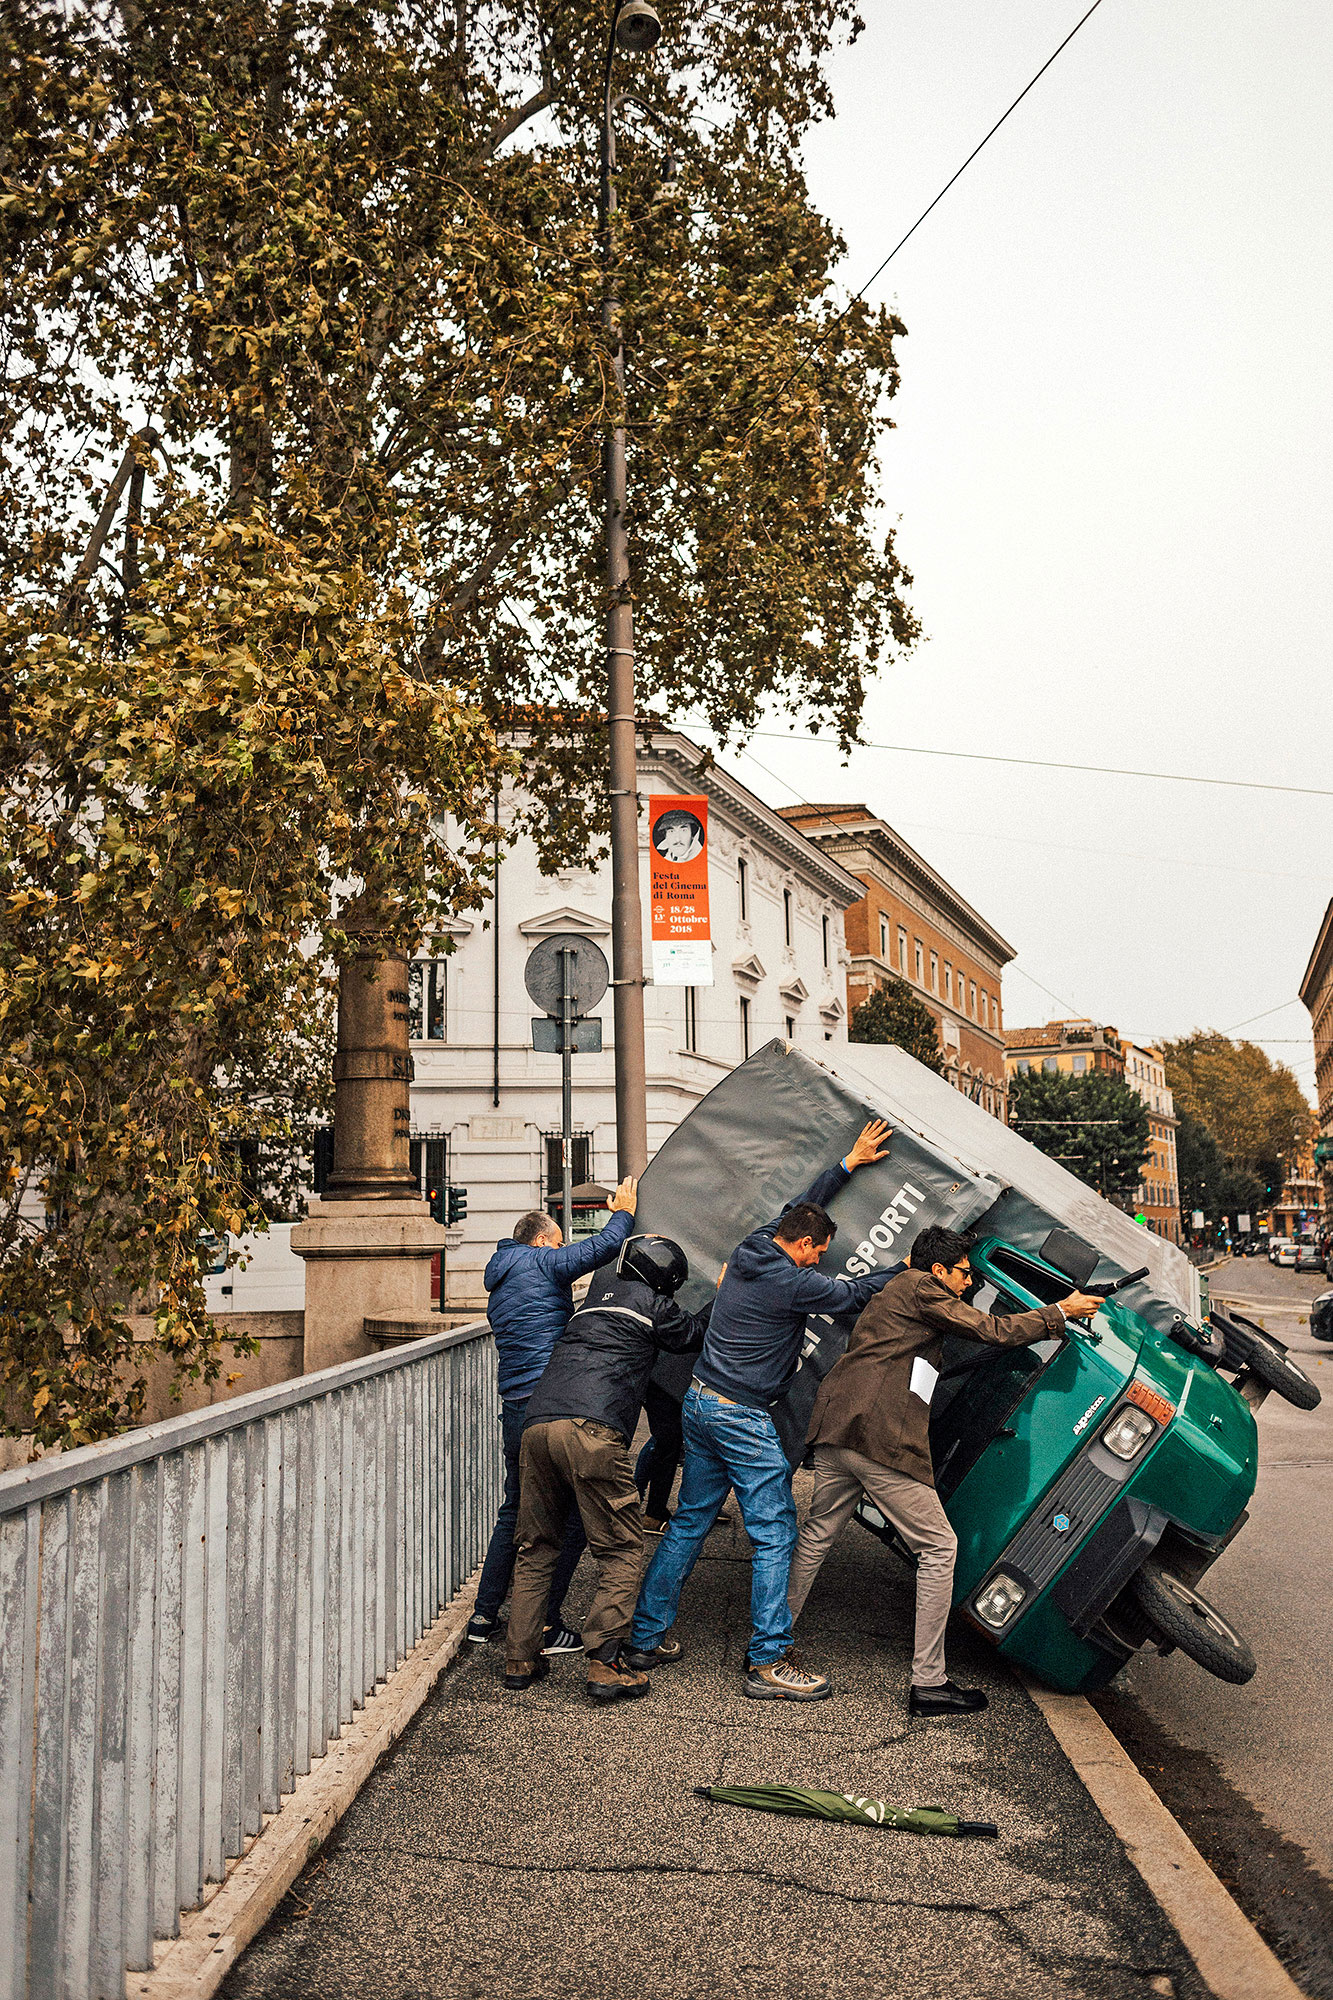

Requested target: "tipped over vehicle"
[{"left": 623, "top": 1039, "right": 1319, "bottom": 1694}]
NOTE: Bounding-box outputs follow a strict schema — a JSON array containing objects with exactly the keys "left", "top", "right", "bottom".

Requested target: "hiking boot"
[
  {"left": 744, "top": 1648, "right": 831, "bottom": 1702},
  {"left": 909, "top": 1679, "right": 988, "bottom": 1717},
  {"left": 503, "top": 1657, "right": 550, "bottom": 1691},
  {"left": 541, "top": 1624, "right": 582, "bottom": 1655},
  {"left": 466, "top": 1611, "right": 500, "bottom": 1645},
  {"left": 622, "top": 1635, "right": 683, "bottom": 1670},
  {"left": 586, "top": 1655, "right": 652, "bottom": 1704}
]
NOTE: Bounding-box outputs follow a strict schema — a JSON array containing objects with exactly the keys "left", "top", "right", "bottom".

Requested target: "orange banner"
[{"left": 648, "top": 794, "right": 712, "bottom": 985}]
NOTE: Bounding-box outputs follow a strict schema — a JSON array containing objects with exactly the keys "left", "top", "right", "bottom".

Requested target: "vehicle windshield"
[{"left": 929, "top": 1249, "right": 1067, "bottom": 1499}]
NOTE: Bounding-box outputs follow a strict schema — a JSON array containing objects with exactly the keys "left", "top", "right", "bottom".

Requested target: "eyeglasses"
[{"left": 950, "top": 1262, "right": 972, "bottom": 1276}]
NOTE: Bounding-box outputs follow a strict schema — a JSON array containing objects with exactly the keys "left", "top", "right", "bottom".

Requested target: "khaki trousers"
[
  {"left": 787, "top": 1444, "right": 958, "bottom": 1688},
  {"left": 507, "top": 1419, "right": 645, "bottom": 1668}
]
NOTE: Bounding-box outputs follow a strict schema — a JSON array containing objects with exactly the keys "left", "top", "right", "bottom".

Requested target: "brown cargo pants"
[{"left": 507, "top": 1418, "right": 645, "bottom": 1668}]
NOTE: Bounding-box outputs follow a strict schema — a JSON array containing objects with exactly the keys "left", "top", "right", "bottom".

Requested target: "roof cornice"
[
  {"left": 781, "top": 807, "right": 1016, "bottom": 963},
  {"left": 1299, "top": 896, "right": 1333, "bottom": 1009}
]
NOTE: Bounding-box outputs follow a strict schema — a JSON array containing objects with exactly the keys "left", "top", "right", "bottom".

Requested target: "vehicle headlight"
[
  {"left": 973, "top": 1573, "right": 1028, "bottom": 1629},
  {"left": 1101, "top": 1404, "right": 1156, "bottom": 1460}
]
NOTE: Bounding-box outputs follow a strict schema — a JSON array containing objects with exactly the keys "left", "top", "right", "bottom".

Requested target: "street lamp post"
[{"left": 599, "top": 0, "right": 661, "bottom": 1179}]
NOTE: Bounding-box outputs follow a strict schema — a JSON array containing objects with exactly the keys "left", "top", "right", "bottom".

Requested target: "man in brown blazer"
[{"left": 788, "top": 1223, "right": 1104, "bottom": 1716}]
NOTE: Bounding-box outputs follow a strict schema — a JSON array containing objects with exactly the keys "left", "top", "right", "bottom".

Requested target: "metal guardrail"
[{"left": 0, "top": 1321, "right": 500, "bottom": 2000}]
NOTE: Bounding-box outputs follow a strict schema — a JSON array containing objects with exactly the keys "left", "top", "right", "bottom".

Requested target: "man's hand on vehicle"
[
  {"left": 844, "top": 1119, "right": 892, "bottom": 1172},
  {"left": 608, "top": 1177, "right": 638, "bottom": 1214},
  {"left": 1059, "top": 1291, "right": 1103, "bottom": 1320}
]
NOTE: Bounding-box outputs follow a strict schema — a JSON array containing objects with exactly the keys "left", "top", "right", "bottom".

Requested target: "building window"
[
  {"left": 930, "top": 950, "right": 939, "bottom": 994},
  {"left": 969, "top": 980, "right": 978, "bottom": 1018},
  {"left": 1043, "top": 1056, "right": 1057, "bottom": 1073},
  {"left": 992, "top": 995, "right": 1000, "bottom": 1030},
  {"left": 914, "top": 939, "right": 924, "bottom": 984},
  {"left": 945, "top": 963, "right": 953, "bottom": 1003},
  {"left": 1072, "top": 1053, "right": 1087, "bottom": 1073},
  {"left": 785, "top": 1014, "right": 796, "bottom": 1040},
  {"left": 1017, "top": 1058, "right": 1030, "bottom": 1074},
  {"left": 685, "top": 986, "right": 699, "bottom": 1052},
  {"left": 898, "top": 926, "right": 907, "bottom": 974},
  {"left": 740, "top": 995, "right": 751, "bottom": 1059},
  {"left": 409, "top": 960, "right": 447, "bottom": 1041},
  {"left": 980, "top": 987, "right": 988, "bottom": 1025},
  {"left": 783, "top": 888, "right": 793, "bottom": 946},
  {"left": 821, "top": 914, "right": 829, "bottom": 968},
  {"left": 738, "top": 857, "right": 749, "bottom": 922},
  {"left": 541, "top": 1131, "right": 601, "bottom": 1236},
  {"left": 879, "top": 914, "right": 889, "bottom": 959}
]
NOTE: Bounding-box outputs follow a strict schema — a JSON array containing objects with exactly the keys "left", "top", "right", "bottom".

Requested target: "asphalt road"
[{"left": 224, "top": 1490, "right": 1206, "bottom": 2000}]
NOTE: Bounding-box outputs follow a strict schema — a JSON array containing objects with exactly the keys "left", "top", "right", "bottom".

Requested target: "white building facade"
[
  {"left": 409, "top": 731, "right": 865, "bottom": 1309},
  {"left": 1121, "top": 1040, "right": 1180, "bottom": 1242}
]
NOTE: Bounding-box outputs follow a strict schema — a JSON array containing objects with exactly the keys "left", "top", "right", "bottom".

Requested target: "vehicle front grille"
[{"left": 999, "top": 1455, "right": 1123, "bottom": 1595}]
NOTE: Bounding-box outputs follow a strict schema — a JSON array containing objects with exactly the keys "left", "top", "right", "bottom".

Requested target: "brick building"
[
  {"left": 1121, "top": 1040, "right": 1180, "bottom": 1243},
  {"left": 778, "top": 805, "right": 1015, "bottom": 1120},
  {"left": 1299, "top": 897, "right": 1333, "bottom": 1214}
]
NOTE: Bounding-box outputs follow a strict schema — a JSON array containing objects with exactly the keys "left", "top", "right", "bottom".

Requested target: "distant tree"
[
  {"left": 1162, "top": 1034, "right": 1312, "bottom": 1171},
  {"left": 1008, "top": 1069, "right": 1150, "bottom": 1206},
  {"left": 849, "top": 979, "right": 944, "bottom": 1074}
]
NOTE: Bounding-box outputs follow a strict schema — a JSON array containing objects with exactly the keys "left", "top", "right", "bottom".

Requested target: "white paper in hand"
[{"left": 909, "top": 1355, "right": 939, "bottom": 1406}]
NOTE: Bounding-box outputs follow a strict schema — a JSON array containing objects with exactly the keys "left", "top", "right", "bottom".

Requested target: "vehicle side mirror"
[{"left": 1039, "top": 1227, "right": 1100, "bottom": 1289}]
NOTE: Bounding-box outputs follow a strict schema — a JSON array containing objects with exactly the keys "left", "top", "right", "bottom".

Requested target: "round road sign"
[{"left": 523, "top": 933, "right": 610, "bottom": 1017}]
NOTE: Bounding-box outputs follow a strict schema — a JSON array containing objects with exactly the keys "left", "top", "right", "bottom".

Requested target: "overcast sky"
[{"left": 700, "top": 0, "right": 1332, "bottom": 1099}]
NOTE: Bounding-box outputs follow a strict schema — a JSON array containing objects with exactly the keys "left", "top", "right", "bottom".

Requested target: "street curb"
[
  {"left": 127, "top": 1569, "right": 482, "bottom": 2000},
  {"left": 1023, "top": 1678, "right": 1305, "bottom": 2000}
]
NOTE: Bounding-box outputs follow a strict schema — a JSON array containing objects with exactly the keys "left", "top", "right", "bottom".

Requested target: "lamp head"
[{"left": 615, "top": 1, "right": 662, "bottom": 53}]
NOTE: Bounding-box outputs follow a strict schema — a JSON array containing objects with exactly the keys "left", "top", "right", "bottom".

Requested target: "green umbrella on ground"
[{"left": 694, "top": 1784, "right": 997, "bottom": 1837}]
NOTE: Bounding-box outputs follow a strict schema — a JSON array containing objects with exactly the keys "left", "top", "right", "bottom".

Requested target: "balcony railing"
[{"left": 0, "top": 1321, "right": 500, "bottom": 2000}]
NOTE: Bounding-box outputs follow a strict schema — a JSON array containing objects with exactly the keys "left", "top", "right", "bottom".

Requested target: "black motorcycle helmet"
[{"left": 616, "top": 1233, "right": 689, "bottom": 1295}]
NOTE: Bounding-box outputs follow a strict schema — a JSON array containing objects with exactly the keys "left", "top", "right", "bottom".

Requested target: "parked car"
[
  {"left": 1294, "top": 1235, "right": 1324, "bottom": 1273},
  {"left": 620, "top": 1038, "right": 1320, "bottom": 1696},
  {"left": 1268, "top": 1236, "right": 1296, "bottom": 1266},
  {"left": 1312, "top": 1290, "right": 1333, "bottom": 1342}
]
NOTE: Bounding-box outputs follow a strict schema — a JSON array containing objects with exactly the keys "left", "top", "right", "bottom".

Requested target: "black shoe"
[
  {"left": 466, "top": 1611, "right": 500, "bottom": 1645},
  {"left": 909, "top": 1679, "right": 988, "bottom": 1717},
  {"left": 503, "top": 1657, "right": 551, "bottom": 1691},
  {"left": 541, "top": 1623, "right": 582, "bottom": 1655},
  {"left": 622, "top": 1636, "right": 683, "bottom": 1670}
]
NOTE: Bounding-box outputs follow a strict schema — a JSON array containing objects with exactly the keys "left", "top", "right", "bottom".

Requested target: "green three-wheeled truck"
[{"left": 613, "top": 1038, "right": 1320, "bottom": 1694}]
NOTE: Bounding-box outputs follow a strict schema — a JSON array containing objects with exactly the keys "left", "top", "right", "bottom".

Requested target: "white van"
[{"left": 1267, "top": 1236, "right": 1296, "bottom": 1267}]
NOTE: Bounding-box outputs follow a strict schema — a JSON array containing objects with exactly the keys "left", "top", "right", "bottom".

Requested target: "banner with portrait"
[{"left": 648, "top": 793, "right": 712, "bottom": 985}]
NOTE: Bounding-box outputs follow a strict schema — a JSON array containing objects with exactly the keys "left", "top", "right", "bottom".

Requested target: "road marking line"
[{"left": 1023, "top": 1678, "right": 1305, "bottom": 2000}]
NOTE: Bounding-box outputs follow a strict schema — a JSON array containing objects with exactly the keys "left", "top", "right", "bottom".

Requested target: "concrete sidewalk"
[{"left": 222, "top": 1495, "right": 1206, "bottom": 2000}]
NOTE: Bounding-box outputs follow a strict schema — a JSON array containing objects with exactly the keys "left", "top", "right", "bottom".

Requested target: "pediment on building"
[
  {"left": 731, "top": 952, "right": 766, "bottom": 990},
  {"left": 518, "top": 906, "right": 611, "bottom": 938},
  {"left": 779, "top": 976, "right": 810, "bottom": 1007},
  {"left": 431, "top": 914, "right": 474, "bottom": 940},
  {"left": 818, "top": 991, "right": 844, "bottom": 1023}
]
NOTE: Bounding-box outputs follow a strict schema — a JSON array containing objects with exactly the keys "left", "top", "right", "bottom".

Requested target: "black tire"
[
  {"left": 1129, "top": 1562, "right": 1257, "bottom": 1685},
  {"left": 1215, "top": 1312, "right": 1322, "bottom": 1411}
]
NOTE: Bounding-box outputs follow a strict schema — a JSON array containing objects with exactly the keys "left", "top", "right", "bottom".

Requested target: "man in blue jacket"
[
  {"left": 629, "top": 1120, "right": 896, "bottom": 1700},
  {"left": 466, "top": 1176, "right": 637, "bottom": 1650}
]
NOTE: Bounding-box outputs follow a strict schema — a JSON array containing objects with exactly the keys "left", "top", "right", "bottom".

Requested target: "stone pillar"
[{"left": 292, "top": 947, "right": 445, "bottom": 1371}]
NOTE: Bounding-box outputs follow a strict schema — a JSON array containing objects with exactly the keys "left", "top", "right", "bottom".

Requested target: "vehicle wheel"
[
  {"left": 1129, "top": 1562, "right": 1256, "bottom": 1684},
  {"left": 1216, "top": 1313, "right": 1321, "bottom": 1410}
]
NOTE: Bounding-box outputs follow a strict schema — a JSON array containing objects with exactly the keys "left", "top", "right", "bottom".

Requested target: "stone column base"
[{"left": 291, "top": 1197, "right": 447, "bottom": 1372}]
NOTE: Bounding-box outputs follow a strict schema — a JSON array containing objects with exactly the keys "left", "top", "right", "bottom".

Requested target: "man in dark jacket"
[
  {"left": 629, "top": 1120, "right": 899, "bottom": 1702},
  {"left": 467, "top": 1178, "right": 637, "bottom": 1650},
  {"left": 504, "top": 1236, "right": 712, "bottom": 1704},
  {"left": 789, "top": 1223, "right": 1103, "bottom": 1715}
]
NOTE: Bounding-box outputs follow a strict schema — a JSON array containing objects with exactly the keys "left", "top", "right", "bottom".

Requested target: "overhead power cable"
[{"left": 743, "top": 730, "right": 1333, "bottom": 802}]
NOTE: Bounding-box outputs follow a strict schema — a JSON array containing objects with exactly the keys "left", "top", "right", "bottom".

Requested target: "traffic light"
[
  {"left": 447, "top": 1185, "right": 468, "bottom": 1226},
  {"left": 427, "top": 1182, "right": 446, "bottom": 1226}
]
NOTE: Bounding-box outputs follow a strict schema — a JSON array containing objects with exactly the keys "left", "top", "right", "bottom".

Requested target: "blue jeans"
[
  {"left": 630, "top": 1385, "right": 797, "bottom": 1666},
  {"left": 474, "top": 1398, "right": 586, "bottom": 1624}
]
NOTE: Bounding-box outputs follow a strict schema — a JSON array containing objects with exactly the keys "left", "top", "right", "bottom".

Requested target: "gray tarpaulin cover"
[{"left": 589, "top": 1038, "right": 1199, "bottom": 1461}]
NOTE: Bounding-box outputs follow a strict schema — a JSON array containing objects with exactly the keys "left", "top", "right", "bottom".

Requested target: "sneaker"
[
  {"left": 466, "top": 1612, "right": 500, "bottom": 1645},
  {"left": 622, "top": 1635, "right": 683, "bottom": 1670},
  {"left": 586, "top": 1655, "right": 652, "bottom": 1705},
  {"left": 743, "top": 1648, "right": 831, "bottom": 1702},
  {"left": 541, "top": 1624, "right": 583, "bottom": 1656},
  {"left": 503, "top": 1657, "right": 550, "bottom": 1691},
  {"left": 908, "top": 1679, "right": 988, "bottom": 1717}
]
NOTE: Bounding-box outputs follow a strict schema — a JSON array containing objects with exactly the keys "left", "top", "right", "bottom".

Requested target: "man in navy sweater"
[
  {"left": 466, "top": 1177, "right": 637, "bottom": 1651},
  {"left": 629, "top": 1120, "right": 897, "bottom": 1700}
]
